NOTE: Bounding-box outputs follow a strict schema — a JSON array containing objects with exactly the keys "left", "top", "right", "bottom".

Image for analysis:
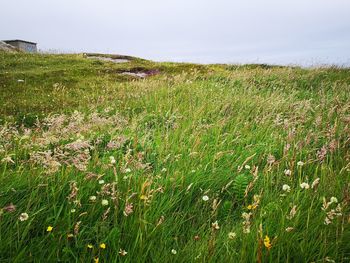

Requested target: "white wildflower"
[
  {"left": 330, "top": 197, "right": 338, "bottom": 204},
  {"left": 300, "top": 182, "right": 310, "bottom": 189},
  {"left": 282, "top": 184, "right": 291, "bottom": 192},
  {"left": 211, "top": 220, "right": 220, "bottom": 230},
  {"left": 109, "top": 156, "right": 116, "bottom": 164},
  {"left": 119, "top": 249, "right": 128, "bottom": 256},
  {"left": 297, "top": 161, "right": 304, "bottom": 166},
  {"left": 228, "top": 232, "right": 236, "bottom": 239},
  {"left": 19, "top": 212, "right": 29, "bottom": 221},
  {"left": 285, "top": 227, "right": 294, "bottom": 232},
  {"left": 202, "top": 195, "right": 209, "bottom": 201},
  {"left": 101, "top": 199, "right": 109, "bottom": 206},
  {"left": 324, "top": 217, "right": 332, "bottom": 225},
  {"left": 89, "top": 196, "right": 97, "bottom": 202},
  {"left": 171, "top": 249, "right": 177, "bottom": 255},
  {"left": 324, "top": 204, "right": 342, "bottom": 225},
  {"left": 284, "top": 169, "right": 292, "bottom": 176},
  {"left": 244, "top": 165, "right": 251, "bottom": 170},
  {"left": 98, "top": 180, "right": 105, "bottom": 185}
]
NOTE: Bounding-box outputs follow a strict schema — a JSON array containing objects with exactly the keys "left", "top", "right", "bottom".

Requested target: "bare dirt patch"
[{"left": 87, "top": 56, "right": 130, "bottom": 63}]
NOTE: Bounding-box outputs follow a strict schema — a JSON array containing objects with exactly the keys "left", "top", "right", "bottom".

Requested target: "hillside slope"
[{"left": 0, "top": 52, "right": 350, "bottom": 262}]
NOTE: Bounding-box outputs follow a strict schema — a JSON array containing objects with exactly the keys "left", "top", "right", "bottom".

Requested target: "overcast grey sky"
[{"left": 1, "top": 0, "right": 350, "bottom": 65}]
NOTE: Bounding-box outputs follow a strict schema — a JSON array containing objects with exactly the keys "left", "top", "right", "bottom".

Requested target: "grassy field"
[{"left": 0, "top": 51, "right": 350, "bottom": 262}]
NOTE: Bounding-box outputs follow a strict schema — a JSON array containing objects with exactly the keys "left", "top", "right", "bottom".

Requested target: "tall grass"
[{"left": 0, "top": 52, "right": 349, "bottom": 262}]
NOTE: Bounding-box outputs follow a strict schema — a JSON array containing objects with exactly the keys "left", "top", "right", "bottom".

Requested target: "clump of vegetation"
[{"left": 0, "top": 51, "right": 349, "bottom": 262}]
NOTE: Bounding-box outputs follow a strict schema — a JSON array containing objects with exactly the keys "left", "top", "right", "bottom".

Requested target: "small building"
[{"left": 3, "top": 39, "right": 37, "bottom": 53}]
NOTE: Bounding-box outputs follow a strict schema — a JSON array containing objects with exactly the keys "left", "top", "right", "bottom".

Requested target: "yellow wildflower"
[
  {"left": 264, "top": 235, "right": 272, "bottom": 250},
  {"left": 94, "top": 258, "right": 99, "bottom": 263},
  {"left": 47, "top": 226, "right": 53, "bottom": 232},
  {"left": 67, "top": 233, "right": 74, "bottom": 238},
  {"left": 140, "top": 195, "right": 148, "bottom": 200},
  {"left": 87, "top": 244, "right": 93, "bottom": 249},
  {"left": 247, "top": 204, "right": 258, "bottom": 210},
  {"left": 100, "top": 243, "right": 106, "bottom": 249}
]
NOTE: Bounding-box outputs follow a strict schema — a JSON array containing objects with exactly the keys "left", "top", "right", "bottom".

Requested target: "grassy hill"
[{"left": 0, "top": 51, "right": 350, "bottom": 262}]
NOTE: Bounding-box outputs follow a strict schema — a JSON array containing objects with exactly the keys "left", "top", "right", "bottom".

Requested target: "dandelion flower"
[
  {"left": 300, "top": 182, "right": 310, "bottom": 189},
  {"left": 247, "top": 205, "right": 253, "bottom": 210},
  {"left": 284, "top": 169, "right": 292, "bottom": 176},
  {"left": 282, "top": 184, "right": 291, "bottom": 192},
  {"left": 87, "top": 244, "right": 93, "bottom": 249},
  {"left": 202, "top": 195, "right": 209, "bottom": 201},
  {"left": 119, "top": 249, "right": 128, "bottom": 256},
  {"left": 89, "top": 196, "right": 97, "bottom": 202},
  {"left": 171, "top": 249, "right": 177, "bottom": 255},
  {"left": 264, "top": 235, "right": 272, "bottom": 250},
  {"left": 100, "top": 243, "right": 106, "bottom": 249},
  {"left": 140, "top": 195, "right": 147, "bottom": 200},
  {"left": 19, "top": 212, "right": 29, "bottom": 221},
  {"left": 101, "top": 199, "right": 109, "bottom": 206},
  {"left": 47, "top": 226, "right": 53, "bottom": 232},
  {"left": 228, "top": 232, "right": 236, "bottom": 239}
]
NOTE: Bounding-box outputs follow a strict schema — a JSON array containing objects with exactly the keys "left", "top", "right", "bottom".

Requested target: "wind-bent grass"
[{"left": 0, "top": 51, "right": 349, "bottom": 262}]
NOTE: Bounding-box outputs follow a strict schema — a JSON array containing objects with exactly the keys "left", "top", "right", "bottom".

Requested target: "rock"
[{"left": 0, "top": 41, "right": 18, "bottom": 53}]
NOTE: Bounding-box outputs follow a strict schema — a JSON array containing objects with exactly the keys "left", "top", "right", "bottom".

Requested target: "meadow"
[{"left": 0, "top": 51, "right": 349, "bottom": 262}]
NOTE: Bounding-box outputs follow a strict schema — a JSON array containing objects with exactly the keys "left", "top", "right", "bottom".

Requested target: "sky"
[{"left": 1, "top": 0, "right": 350, "bottom": 66}]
